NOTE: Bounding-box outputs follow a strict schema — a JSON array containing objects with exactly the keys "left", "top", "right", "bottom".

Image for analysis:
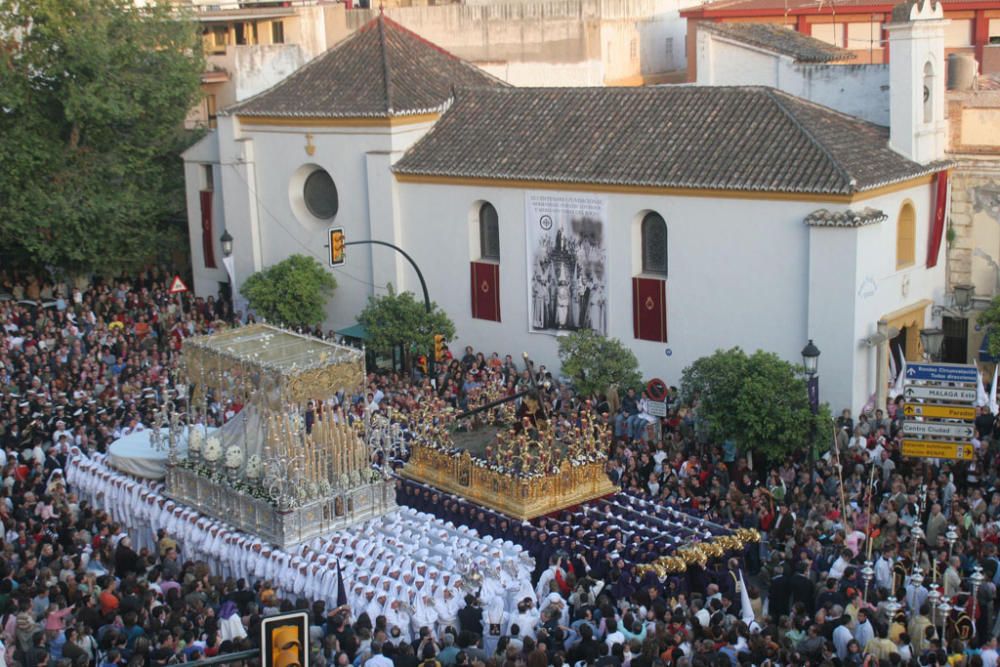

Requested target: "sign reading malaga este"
[{"left": 901, "top": 362, "right": 977, "bottom": 462}]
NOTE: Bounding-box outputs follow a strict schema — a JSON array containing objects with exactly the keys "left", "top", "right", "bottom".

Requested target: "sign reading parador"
[{"left": 901, "top": 361, "right": 977, "bottom": 461}]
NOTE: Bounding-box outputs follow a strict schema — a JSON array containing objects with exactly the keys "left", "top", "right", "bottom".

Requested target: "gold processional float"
[
  {"left": 163, "top": 324, "right": 396, "bottom": 549},
  {"left": 397, "top": 361, "right": 756, "bottom": 572},
  {"left": 399, "top": 353, "right": 618, "bottom": 520}
]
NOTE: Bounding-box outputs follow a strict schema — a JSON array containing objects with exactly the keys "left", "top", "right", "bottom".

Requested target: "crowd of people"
[{"left": 3, "top": 268, "right": 1000, "bottom": 667}]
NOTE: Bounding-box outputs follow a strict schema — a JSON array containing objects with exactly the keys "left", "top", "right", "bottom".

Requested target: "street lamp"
[
  {"left": 920, "top": 328, "right": 945, "bottom": 361},
  {"left": 220, "top": 229, "right": 234, "bottom": 258},
  {"left": 953, "top": 283, "right": 975, "bottom": 310},
  {"left": 801, "top": 340, "right": 820, "bottom": 474},
  {"left": 932, "top": 284, "right": 977, "bottom": 318},
  {"left": 801, "top": 339, "right": 821, "bottom": 377}
]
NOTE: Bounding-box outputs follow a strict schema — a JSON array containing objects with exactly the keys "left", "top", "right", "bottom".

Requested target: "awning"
[
  {"left": 336, "top": 323, "right": 368, "bottom": 341},
  {"left": 979, "top": 332, "right": 999, "bottom": 363}
]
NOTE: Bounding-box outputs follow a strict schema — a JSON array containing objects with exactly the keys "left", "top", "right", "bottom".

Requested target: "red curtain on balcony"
[
  {"left": 470, "top": 261, "right": 500, "bottom": 322},
  {"left": 200, "top": 190, "right": 217, "bottom": 269},
  {"left": 632, "top": 277, "right": 667, "bottom": 343}
]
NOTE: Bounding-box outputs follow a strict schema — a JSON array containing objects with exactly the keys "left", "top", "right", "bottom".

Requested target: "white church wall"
[
  {"left": 851, "top": 182, "right": 946, "bottom": 406},
  {"left": 394, "top": 181, "right": 826, "bottom": 395},
  {"left": 807, "top": 181, "right": 946, "bottom": 414},
  {"left": 696, "top": 33, "right": 781, "bottom": 87},
  {"left": 806, "top": 224, "right": 861, "bottom": 415},
  {"left": 199, "top": 119, "right": 434, "bottom": 330},
  {"left": 790, "top": 64, "right": 889, "bottom": 126},
  {"left": 696, "top": 31, "right": 890, "bottom": 125}
]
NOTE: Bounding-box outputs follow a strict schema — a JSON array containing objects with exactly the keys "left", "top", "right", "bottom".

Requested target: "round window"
[{"left": 303, "top": 169, "right": 339, "bottom": 220}]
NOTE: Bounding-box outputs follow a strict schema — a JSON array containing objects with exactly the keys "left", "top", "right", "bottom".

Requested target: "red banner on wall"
[
  {"left": 470, "top": 261, "right": 501, "bottom": 322},
  {"left": 926, "top": 170, "right": 949, "bottom": 269},
  {"left": 632, "top": 277, "right": 667, "bottom": 343},
  {"left": 200, "top": 190, "right": 217, "bottom": 269}
]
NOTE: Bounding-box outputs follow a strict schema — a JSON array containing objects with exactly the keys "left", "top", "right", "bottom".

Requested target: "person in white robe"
[
  {"left": 411, "top": 592, "right": 439, "bottom": 638},
  {"left": 483, "top": 594, "right": 508, "bottom": 657},
  {"left": 434, "top": 587, "right": 461, "bottom": 639}
]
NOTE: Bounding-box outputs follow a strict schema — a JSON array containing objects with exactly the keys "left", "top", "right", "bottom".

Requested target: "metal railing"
[{"left": 182, "top": 648, "right": 260, "bottom": 667}]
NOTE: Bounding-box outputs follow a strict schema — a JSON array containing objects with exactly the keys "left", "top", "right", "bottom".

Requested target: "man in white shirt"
[
  {"left": 363, "top": 643, "right": 394, "bottom": 667},
  {"left": 832, "top": 607, "right": 854, "bottom": 660},
  {"left": 980, "top": 637, "right": 998, "bottom": 667},
  {"left": 604, "top": 618, "right": 626, "bottom": 650}
]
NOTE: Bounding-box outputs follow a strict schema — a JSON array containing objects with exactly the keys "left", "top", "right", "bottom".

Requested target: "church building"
[{"left": 184, "top": 3, "right": 952, "bottom": 414}]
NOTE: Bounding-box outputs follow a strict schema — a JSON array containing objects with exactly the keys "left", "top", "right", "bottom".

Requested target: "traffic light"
[
  {"left": 434, "top": 334, "right": 445, "bottom": 361},
  {"left": 261, "top": 611, "right": 309, "bottom": 667},
  {"left": 328, "top": 227, "right": 345, "bottom": 267}
]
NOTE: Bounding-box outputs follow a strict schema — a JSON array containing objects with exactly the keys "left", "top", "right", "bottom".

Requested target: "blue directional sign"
[{"left": 904, "top": 363, "right": 978, "bottom": 384}]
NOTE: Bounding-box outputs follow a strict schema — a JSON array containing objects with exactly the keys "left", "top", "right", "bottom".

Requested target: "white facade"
[
  {"left": 886, "top": 1, "right": 949, "bottom": 164},
  {"left": 183, "top": 4, "right": 953, "bottom": 416},
  {"left": 185, "top": 109, "right": 945, "bottom": 413}
]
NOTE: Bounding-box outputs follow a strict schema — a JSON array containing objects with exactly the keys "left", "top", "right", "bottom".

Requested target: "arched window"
[
  {"left": 479, "top": 202, "right": 500, "bottom": 261},
  {"left": 896, "top": 202, "right": 916, "bottom": 269},
  {"left": 641, "top": 212, "right": 668, "bottom": 276},
  {"left": 923, "top": 61, "right": 934, "bottom": 124}
]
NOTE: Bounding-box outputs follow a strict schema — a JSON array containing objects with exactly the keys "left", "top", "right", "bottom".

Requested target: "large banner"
[{"left": 525, "top": 192, "right": 608, "bottom": 335}]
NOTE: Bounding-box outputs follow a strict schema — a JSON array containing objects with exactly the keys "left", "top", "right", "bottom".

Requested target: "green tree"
[
  {"left": 979, "top": 296, "right": 1000, "bottom": 359},
  {"left": 557, "top": 329, "right": 642, "bottom": 397},
  {"left": 680, "top": 347, "right": 831, "bottom": 463},
  {"left": 240, "top": 255, "right": 337, "bottom": 328},
  {"left": 0, "top": 0, "right": 204, "bottom": 273},
  {"left": 358, "top": 285, "right": 456, "bottom": 368}
]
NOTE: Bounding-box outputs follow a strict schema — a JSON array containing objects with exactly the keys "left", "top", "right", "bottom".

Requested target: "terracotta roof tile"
[
  {"left": 804, "top": 207, "right": 888, "bottom": 226},
  {"left": 225, "top": 14, "right": 507, "bottom": 119},
  {"left": 701, "top": 22, "right": 856, "bottom": 62},
  {"left": 394, "top": 86, "right": 947, "bottom": 195}
]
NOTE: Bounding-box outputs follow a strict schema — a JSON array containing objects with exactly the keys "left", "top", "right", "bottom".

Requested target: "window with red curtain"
[{"left": 200, "top": 190, "right": 216, "bottom": 268}]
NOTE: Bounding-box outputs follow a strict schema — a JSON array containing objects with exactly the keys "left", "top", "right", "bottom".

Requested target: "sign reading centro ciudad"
[{"left": 902, "top": 362, "right": 977, "bottom": 461}]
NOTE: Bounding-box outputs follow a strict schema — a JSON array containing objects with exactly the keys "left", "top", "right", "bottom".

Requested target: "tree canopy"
[
  {"left": 240, "top": 255, "right": 337, "bottom": 328},
  {"left": 557, "top": 329, "right": 642, "bottom": 397},
  {"left": 680, "top": 347, "right": 831, "bottom": 463},
  {"left": 978, "top": 296, "right": 1000, "bottom": 360},
  {"left": 0, "top": 0, "right": 204, "bottom": 273},
  {"left": 358, "top": 286, "right": 455, "bottom": 365}
]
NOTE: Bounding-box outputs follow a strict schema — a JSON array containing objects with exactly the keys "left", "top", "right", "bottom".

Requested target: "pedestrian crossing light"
[
  {"left": 434, "top": 334, "right": 445, "bottom": 361},
  {"left": 329, "top": 227, "right": 345, "bottom": 267}
]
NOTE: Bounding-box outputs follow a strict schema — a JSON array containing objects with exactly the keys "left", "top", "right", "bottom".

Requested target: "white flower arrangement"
[
  {"left": 224, "top": 445, "right": 243, "bottom": 469},
  {"left": 203, "top": 437, "right": 222, "bottom": 463},
  {"left": 245, "top": 455, "right": 262, "bottom": 480}
]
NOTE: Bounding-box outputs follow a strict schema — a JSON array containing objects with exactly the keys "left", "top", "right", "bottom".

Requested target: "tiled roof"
[
  {"left": 804, "top": 208, "right": 888, "bottom": 226},
  {"left": 701, "top": 22, "right": 855, "bottom": 62},
  {"left": 225, "top": 14, "right": 507, "bottom": 119},
  {"left": 394, "top": 86, "right": 946, "bottom": 196}
]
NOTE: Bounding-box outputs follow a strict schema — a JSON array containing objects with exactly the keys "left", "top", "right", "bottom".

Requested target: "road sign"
[
  {"left": 904, "top": 421, "right": 975, "bottom": 439},
  {"left": 168, "top": 276, "right": 189, "bottom": 294},
  {"left": 902, "top": 403, "right": 977, "bottom": 420},
  {"left": 904, "top": 362, "right": 979, "bottom": 384},
  {"left": 902, "top": 440, "right": 975, "bottom": 461},
  {"left": 903, "top": 386, "right": 977, "bottom": 402}
]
